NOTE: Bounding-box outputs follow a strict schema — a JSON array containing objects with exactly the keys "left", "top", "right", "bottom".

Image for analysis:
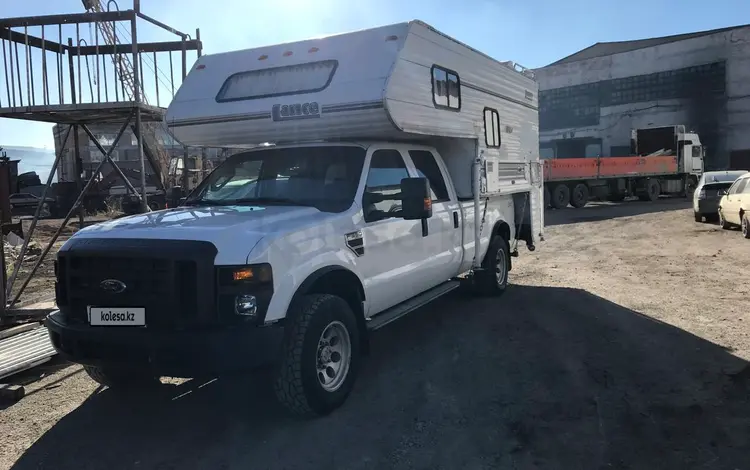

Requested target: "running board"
[{"left": 366, "top": 280, "right": 461, "bottom": 331}]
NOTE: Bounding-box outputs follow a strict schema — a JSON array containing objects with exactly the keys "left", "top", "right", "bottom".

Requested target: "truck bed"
[{"left": 544, "top": 156, "right": 678, "bottom": 182}]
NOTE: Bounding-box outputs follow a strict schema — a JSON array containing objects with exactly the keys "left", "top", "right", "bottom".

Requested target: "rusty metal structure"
[{"left": 0, "top": 1, "right": 202, "bottom": 324}]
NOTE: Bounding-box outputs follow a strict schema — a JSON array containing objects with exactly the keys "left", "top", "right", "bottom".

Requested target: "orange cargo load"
[{"left": 544, "top": 156, "right": 679, "bottom": 182}]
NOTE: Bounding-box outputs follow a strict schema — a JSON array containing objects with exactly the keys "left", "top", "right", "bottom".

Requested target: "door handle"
[{"left": 453, "top": 211, "right": 459, "bottom": 228}]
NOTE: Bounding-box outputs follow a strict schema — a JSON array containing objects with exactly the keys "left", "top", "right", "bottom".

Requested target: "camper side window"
[
  {"left": 483, "top": 108, "right": 501, "bottom": 148},
  {"left": 432, "top": 65, "right": 461, "bottom": 111}
]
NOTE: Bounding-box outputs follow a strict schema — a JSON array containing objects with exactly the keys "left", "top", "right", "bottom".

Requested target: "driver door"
[{"left": 357, "top": 148, "right": 424, "bottom": 316}]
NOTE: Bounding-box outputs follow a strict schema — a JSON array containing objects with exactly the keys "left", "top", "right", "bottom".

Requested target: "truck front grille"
[{"left": 56, "top": 238, "right": 217, "bottom": 329}]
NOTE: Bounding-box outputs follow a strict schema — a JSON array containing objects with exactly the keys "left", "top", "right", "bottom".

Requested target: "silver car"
[{"left": 694, "top": 170, "right": 748, "bottom": 222}]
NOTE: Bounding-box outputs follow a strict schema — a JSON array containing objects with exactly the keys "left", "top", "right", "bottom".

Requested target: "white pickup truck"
[{"left": 47, "top": 20, "right": 543, "bottom": 416}]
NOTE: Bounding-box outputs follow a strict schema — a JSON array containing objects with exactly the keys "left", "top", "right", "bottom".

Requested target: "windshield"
[{"left": 186, "top": 145, "right": 365, "bottom": 212}]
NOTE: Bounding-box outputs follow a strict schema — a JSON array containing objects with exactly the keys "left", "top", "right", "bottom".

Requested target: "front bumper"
[{"left": 46, "top": 310, "right": 284, "bottom": 377}]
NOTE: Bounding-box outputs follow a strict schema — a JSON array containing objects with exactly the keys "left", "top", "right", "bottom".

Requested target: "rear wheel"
[
  {"left": 570, "top": 183, "right": 589, "bottom": 208},
  {"left": 719, "top": 209, "right": 730, "bottom": 230},
  {"left": 551, "top": 184, "right": 570, "bottom": 209},
  {"left": 474, "top": 236, "right": 510, "bottom": 296},
  {"left": 83, "top": 365, "right": 159, "bottom": 389},
  {"left": 639, "top": 179, "right": 660, "bottom": 202},
  {"left": 274, "top": 294, "right": 360, "bottom": 417},
  {"left": 742, "top": 214, "right": 750, "bottom": 239}
]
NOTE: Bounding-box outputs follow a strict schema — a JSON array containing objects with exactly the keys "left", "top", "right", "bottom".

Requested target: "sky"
[{"left": 1, "top": 0, "right": 748, "bottom": 150}]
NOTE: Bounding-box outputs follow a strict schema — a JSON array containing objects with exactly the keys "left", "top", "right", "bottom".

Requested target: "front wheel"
[
  {"left": 274, "top": 294, "right": 360, "bottom": 417},
  {"left": 742, "top": 214, "right": 750, "bottom": 239},
  {"left": 474, "top": 236, "right": 510, "bottom": 296},
  {"left": 694, "top": 211, "right": 702, "bottom": 223}
]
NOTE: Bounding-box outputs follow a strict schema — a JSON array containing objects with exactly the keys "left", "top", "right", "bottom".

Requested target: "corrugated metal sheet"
[{"left": 0, "top": 326, "right": 56, "bottom": 380}]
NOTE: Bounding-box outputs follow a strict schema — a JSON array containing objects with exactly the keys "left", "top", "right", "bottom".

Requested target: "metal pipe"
[
  {"left": 58, "top": 24, "right": 63, "bottom": 104},
  {"left": 168, "top": 50, "right": 174, "bottom": 97},
  {"left": 12, "top": 41, "right": 21, "bottom": 106},
  {"left": 24, "top": 26, "right": 31, "bottom": 105},
  {"left": 81, "top": 124, "right": 143, "bottom": 201},
  {"left": 181, "top": 37, "right": 186, "bottom": 80},
  {"left": 67, "top": 38, "right": 76, "bottom": 104},
  {"left": 5, "top": 125, "right": 72, "bottom": 300},
  {"left": 41, "top": 25, "right": 48, "bottom": 105},
  {"left": 472, "top": 150, "right": 482, "bottom": 269},
  {"left": 9, "top": 113, "right": 134, "bottom": 308},
  {"left": 196, "top": 28, "right": 202, "bottom": 57},
  {"left": 8, "top": 38, "right": 16, "bottom": 108},
  {"left": 72, "top": 125, "right": 85, "bottom": 228},
  {"left": 153, "top": 51, "right": 159, "bottom": 106},
  {"left": 2, "top": 36, "right": 11, "bottom": 106},
  {"left": 138, "top": 53, "right": 144, "bottom": 102},
  {"left": 95, "top": 26, "right": 100, "bottom": 102},
  {"left": 76, "top": 24, "right": 81, "bottom": 103},
  {"left": 113, "top": 26, "right": 119, "bottom": 101},
  {"left": 135, "top": 11, "right": 187, "bottom": 38},
  {"left": 132, "top": 0, "right": 148, "bottom": 212}
]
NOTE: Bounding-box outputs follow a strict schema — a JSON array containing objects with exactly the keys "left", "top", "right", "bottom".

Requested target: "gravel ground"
[{"left": 1, "top": 199, "right": 749, "bottom": 470}]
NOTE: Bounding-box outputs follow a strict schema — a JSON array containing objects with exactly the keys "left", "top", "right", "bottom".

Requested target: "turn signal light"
[{"left": 424, "top": 198, "right": 432, "bottom": 210}]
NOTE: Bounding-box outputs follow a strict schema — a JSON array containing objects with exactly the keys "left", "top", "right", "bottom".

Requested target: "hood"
[{"left": 68, "top": 205, "right": 338, "bottom": 262}]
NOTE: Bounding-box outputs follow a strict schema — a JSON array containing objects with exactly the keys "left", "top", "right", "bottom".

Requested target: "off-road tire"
[
  {"left": 570, "top": 183, "right": 589, "bottom": 208},
  {"left": 474, "top": 236, "right": 510, "bottom": 296},
  {"left": 551, "top": 184, "right": 570, "bottom": 209},
  {"left": 83, "top": 365, "right": 159, "bottom": 389},
  {"left": 274, "top": 294, "right": 360, "bottom": 417}
]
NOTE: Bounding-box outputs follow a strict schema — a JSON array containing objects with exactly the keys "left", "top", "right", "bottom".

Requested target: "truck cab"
[{"left": 46, "top": 20, "right": 543, "bottom": 416}]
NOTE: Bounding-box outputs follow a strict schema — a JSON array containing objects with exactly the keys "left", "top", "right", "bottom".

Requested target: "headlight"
[
  {"left": 698, "top": 190, "right": 706, "bottom": 200},
  {"left": 216, "top": 264, "right": 273, "bottom": 323}
]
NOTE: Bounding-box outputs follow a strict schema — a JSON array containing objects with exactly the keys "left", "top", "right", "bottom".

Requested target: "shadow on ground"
[
  {"left": 10, "top": 285, "right": 750, "bottom": 470},
  {"left": 546, "top": 198, "right": 692, "bottom": 226}
]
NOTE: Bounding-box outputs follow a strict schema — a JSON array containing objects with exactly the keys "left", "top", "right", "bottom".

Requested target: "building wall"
[{"left": 536, "top": 26, "right": 750, "bottom": 169}]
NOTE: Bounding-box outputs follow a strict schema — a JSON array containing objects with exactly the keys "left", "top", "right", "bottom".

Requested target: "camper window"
[
  {"left": 431, "top": 65, "right": 461, "bottom": 111},
  {"left": 483, "top": 108, "right": 501, "bottom": 148},
  {"left": 216, "top": 60, "right": 338, "bottom": 102}
]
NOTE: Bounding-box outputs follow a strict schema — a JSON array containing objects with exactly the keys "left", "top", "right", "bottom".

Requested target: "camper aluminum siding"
[
  {"left": 165, "top": 23, "right": 408, "bottom": 146},
  {"left": 166, "top": 21, "right": 539, "bottom": 159}
]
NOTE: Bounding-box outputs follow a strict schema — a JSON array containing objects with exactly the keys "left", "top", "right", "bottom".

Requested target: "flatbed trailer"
[{"left": 542, "top": 126, "right": 704, "bottom": 208}]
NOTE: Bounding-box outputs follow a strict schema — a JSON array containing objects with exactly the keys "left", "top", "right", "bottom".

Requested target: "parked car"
[
  {"left": 9, "top": 193, "right": 57, "bottom": 217},
  {"left": 718, "top": 172, "right": 750, "bottom": 237},
  {"left": 693, "top": 170, "right": 748, "bottom": 222}
]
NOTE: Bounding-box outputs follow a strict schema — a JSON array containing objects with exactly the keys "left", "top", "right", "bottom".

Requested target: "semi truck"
[
  {"left": 46, "top": 20, "right": 544, "bottom": 416},
  {"left": 542, "top": 125, "right": 704, "bottom": 208}
]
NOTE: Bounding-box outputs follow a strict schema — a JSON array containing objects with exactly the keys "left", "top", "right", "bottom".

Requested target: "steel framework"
[{"left": 0, "top": 1, "right": 202, "bottom": 323}]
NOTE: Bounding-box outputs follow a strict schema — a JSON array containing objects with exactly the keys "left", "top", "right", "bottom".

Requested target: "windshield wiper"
[{"left": 182, "top": 199, "right": 231, "bottom": 206}]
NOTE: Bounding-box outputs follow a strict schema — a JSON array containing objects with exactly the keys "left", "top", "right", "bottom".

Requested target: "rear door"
[{"left": 405, "top": 149, "right": 462, "bottom": 287}]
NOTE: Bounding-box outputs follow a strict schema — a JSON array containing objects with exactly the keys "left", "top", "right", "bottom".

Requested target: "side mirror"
[{"left": 400, "top": 177, "right": 432, "bottom": 220}]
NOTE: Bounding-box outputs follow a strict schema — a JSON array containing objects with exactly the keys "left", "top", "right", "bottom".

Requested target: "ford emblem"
[{"left": 100, "top": 279, "right": 127, "bottom": 294}]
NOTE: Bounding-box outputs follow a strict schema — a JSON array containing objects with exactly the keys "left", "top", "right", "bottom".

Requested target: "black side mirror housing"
[{"left": 400, "top": 177, "right": 432, "bottom": 220}]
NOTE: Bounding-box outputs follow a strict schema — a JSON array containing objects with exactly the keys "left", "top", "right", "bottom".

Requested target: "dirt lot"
[{"left": 1, "top": 199, "right": 749, "bottom": 470}]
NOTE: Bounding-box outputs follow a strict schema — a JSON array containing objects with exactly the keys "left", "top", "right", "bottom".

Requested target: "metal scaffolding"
[{"left": 0, "top": 1, "right": 202, "bottom": 323}]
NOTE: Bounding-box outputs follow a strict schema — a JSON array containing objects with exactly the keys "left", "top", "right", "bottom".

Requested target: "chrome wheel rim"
[
  {"left": 316, "top": 321, "right": 351, "bottom": 392},
  {"left": 495, "top": 247, "right": 507, "bottom": 287}
]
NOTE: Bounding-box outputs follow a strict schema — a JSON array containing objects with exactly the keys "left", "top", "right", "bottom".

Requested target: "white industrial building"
[{"left": 536, "top": 24, "right": 750, "bottom": 170}]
